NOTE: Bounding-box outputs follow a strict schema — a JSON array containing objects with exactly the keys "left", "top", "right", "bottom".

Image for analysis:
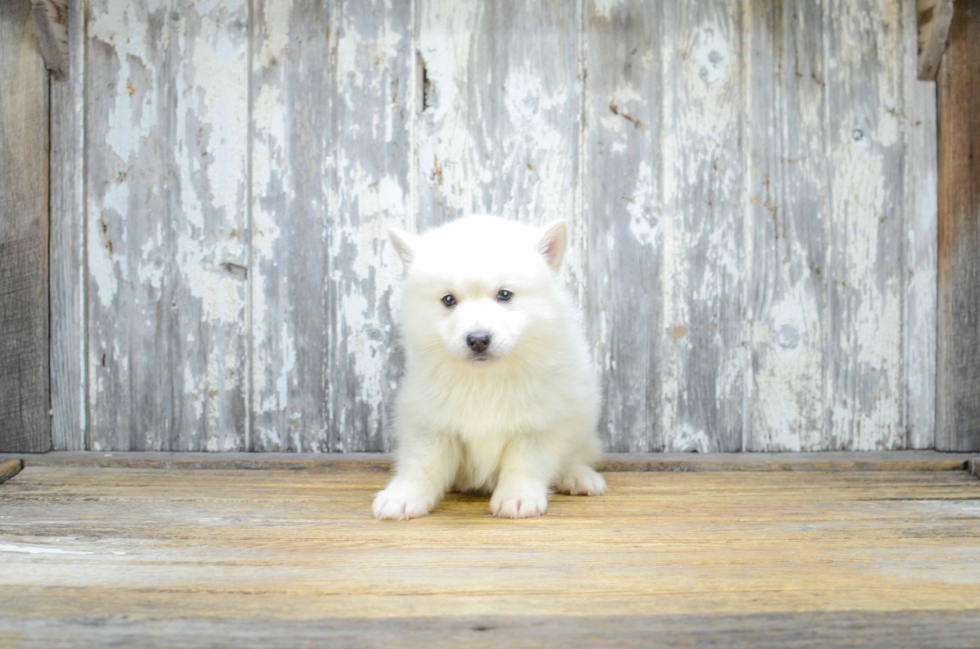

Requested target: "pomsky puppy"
[{"left": 373, "top": 215, "right": 605, "bottom": 520}]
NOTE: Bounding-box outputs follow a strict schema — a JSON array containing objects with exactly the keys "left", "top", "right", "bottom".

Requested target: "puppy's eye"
[
  {"left": 496, "top": 289, "right": 513, "bottom": 302},
  {"left": 441, "top": 294, "right": 457, "bottom": 308}
]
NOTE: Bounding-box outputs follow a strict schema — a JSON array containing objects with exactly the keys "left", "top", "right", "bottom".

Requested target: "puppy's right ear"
[
  {"left": 536, "top": 220, "right": 567, "bottom": 272},
  {"left": 388, "top": 228, "right": 420, "bottom": 267}
]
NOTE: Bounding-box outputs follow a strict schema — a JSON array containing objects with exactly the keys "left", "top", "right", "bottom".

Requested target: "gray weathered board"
[
  {"left": 49, "top": 0, "right": 938, "bottom": 453},
  {"left": 0, "top": 0, "right": 51, "bottom": 453}
]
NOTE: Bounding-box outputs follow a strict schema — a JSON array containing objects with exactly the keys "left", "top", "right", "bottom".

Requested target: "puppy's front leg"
[
  {"left": 372, "top": 433, "right": 456, "bottom": 521},
  {"left": 490, "top": 437, "right": 558, "bottom": 519}
]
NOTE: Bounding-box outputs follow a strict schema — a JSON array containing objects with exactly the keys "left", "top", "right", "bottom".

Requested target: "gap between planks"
[{"left": 0, "top": 451, "right": 975, "bottom": 474}]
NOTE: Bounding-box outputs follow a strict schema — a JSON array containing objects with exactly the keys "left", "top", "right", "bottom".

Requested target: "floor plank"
[{"left": 1, "top": 467, "right": 979, "bottom": 647}]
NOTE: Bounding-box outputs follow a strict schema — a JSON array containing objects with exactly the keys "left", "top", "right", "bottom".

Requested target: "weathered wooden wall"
[
  {"left": 0, "top": 1, "right": 51, "bottom": 453},
  {"left": 50, "top": 0, "right": 939, "bottom": 453}
]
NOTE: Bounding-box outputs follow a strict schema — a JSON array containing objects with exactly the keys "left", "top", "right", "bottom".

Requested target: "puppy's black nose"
[{"left": 466, "top": 331, "right": 491, "bottom": 353}]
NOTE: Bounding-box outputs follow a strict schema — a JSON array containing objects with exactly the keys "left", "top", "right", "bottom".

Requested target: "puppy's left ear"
[
  {"left": 388, "top": 228, "right": 420, "bottom": 268},
  {"left": 537, "top": 220, "right": 567, "bottom": 271}
]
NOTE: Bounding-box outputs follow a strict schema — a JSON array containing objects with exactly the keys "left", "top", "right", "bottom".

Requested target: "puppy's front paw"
[
  {"left": 490, "top": 489, "right": 548, "bottom": 519},
  {"left": 372, "top": 483, "right": 434, "bottom": 521},
  {"left": 557, "top": 465, "right": 607, "bottom": 496}
]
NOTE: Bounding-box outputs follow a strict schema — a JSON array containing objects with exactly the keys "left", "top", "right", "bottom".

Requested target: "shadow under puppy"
[{"left": 374, "top": 216, "right": 605, "bottom": 520}]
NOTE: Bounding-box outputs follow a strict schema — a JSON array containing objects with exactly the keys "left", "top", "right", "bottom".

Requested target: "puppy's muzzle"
[{"left": 466, "top": 331, "right": 491, "bottom": 354}]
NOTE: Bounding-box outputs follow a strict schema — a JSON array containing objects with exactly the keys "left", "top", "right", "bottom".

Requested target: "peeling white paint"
[
  {"left": 189, "top": 21, "right": 248, "bottom": 228},
  {"left": 627, "top": 161, "right": 658, "bottom": 246},
  {"left": 88, "top": 2, "right": 152, "bottom": 63},
  {"left": 256, "top": 1, "right": 290, "bottom": 68},
  {"left": 751, "top": 282, "right": 824, "bottom": 451},
  {"left": 591, "top": 0, "right": 626, "bottom": 20},
  {"left": 666, "top": 424, "right": 712, "bottom": 453},
  {"left": 184, "top": 263, "right": 244, "bottom": 323}
]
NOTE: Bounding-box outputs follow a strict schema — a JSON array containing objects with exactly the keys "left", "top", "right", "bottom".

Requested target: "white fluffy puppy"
[{"left": 373, "top": 215, "right": 605, "bottom": 520}]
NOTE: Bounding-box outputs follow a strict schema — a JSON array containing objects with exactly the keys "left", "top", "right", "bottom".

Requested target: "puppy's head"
[{"left": 389, "top": 216, "right": 567, "bottom": 367}]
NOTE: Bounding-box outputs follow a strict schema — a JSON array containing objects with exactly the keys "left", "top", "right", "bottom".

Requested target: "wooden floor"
[{"left": 1, "top": 461, "right": 980, "bottom": 647}]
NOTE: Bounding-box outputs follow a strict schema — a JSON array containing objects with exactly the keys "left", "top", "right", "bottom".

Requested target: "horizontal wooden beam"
[
  {"left": 1, "top": 451, "right": 974, "bottom": 473},
  {"left": 918, "top": 0, "right": 955, "bottom": 80}
]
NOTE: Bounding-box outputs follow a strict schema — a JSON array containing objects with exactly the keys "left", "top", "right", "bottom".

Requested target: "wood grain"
[
  {"left": 660, "top": 0, "right": 745, "bottom": 452},
  {"left": 85, "top": 0, "right": 166, "bottom": 451},
  {"left": 2, "top": 610, "right": 980, "bottom": 648},
  {"left": 415, "top": 0, "right": 581, "bottom": 230},
  {"left": 0, "top": 0, "right": 51, "bottom": 454},
  {"left": 745, "top": 0, "right": 829, "bottom": 451},
  {"left": 328, "top": 0, "right": 413, "bottom": 452},
  {"left": 825, "top": 0, "right": 907, "bottom": 450},
  {"left": 0, "top": 467, "right": 978, "bottom": 646},
  {"left": 250, "top": 0, "right": 413, "bottom": 452},
  {"left": 583, "top": 0, "right": 664, "bottom": 452},
  {"left": 250, "top": 0, "right": 336, "bottom": 452},
  {"left": 904, "top": 0, "right": 939, "bottom": 449},
  {"left": 85, "top": 0, "right": 250, "bottom": 451},
  {"left": 50, "top": 0, "right": 86, "bottom": 451},
  {"left": 937, "top": 0, "right": 980, "bottom": 451}
]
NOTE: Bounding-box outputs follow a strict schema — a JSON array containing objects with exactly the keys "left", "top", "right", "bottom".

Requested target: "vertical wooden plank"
[
  {"left": 745, "top": 0, "right": 829, "bottom": 451},
  {"left": 937, "top": 0, "right": 980, "bottom": 451},
  {"left": 0, "top": 1, "right": 51, "bottom": 453},
  {"left": 582, "top": 1, "right": 664, "bottom": 451},
  {"left": 170, "top": 0, "right": 250, "bottom": 451},
  {"left": 251, "top": 0, "right": 414, "bottom": 452},
  {"left": 329, "top": 0, "right": 414, "bottom": 452},
  {"left": 87, "top": 0, "right": 249, "bottom": 450},
  {"left": 904, "top": 0, "right": 938, "bottom": 449},
  {"left": 50, "top": 0, "right": 86, "bottom": 451},
  {"left": 825, "top": 0, "right": 906, "bottom": 450},
  {"left": 415, "top": 0, "right": 581, "bottom": 231},
  {"left": 86, "top": 0, "right": 167, "bottom": 451},
  {"left": 659, "top": 0, "right": 745, "bottom": 452},
  {"left": 250, "top": 0, "right": 334, "bottom": 452}
]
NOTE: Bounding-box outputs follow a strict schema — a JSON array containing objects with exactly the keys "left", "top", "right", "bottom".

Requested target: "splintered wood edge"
[
  {"left": 918, "top": 0, "right": 955, "bottom": 80},
  {"left": 30, "top": 0, "right": 69, "bottom": 81},
  {"left": 0, "top": 459, "right": 24, "bottom": 484},
  {"left": 0, "top": 452, "right": 973, "bottom": 474}
]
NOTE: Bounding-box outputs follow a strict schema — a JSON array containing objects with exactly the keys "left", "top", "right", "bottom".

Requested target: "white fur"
[{"left": 373, "top": 215, "right": 605, "bottom": 520}]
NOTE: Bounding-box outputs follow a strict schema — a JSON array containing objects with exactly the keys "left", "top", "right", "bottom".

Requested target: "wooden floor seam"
[{"left": 1, "top": 450, "right": 977, "bottom": 474}]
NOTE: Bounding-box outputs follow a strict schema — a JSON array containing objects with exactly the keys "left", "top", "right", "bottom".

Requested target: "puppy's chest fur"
[
  {"left": 420, "top": 361, "right": 568, "bottom": 436},
  {"left": 409, "top": 362, "right": 572, "bottom": 491},
  {"left": 450, "top": 433, "right": 509, "bottom": 493}
]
